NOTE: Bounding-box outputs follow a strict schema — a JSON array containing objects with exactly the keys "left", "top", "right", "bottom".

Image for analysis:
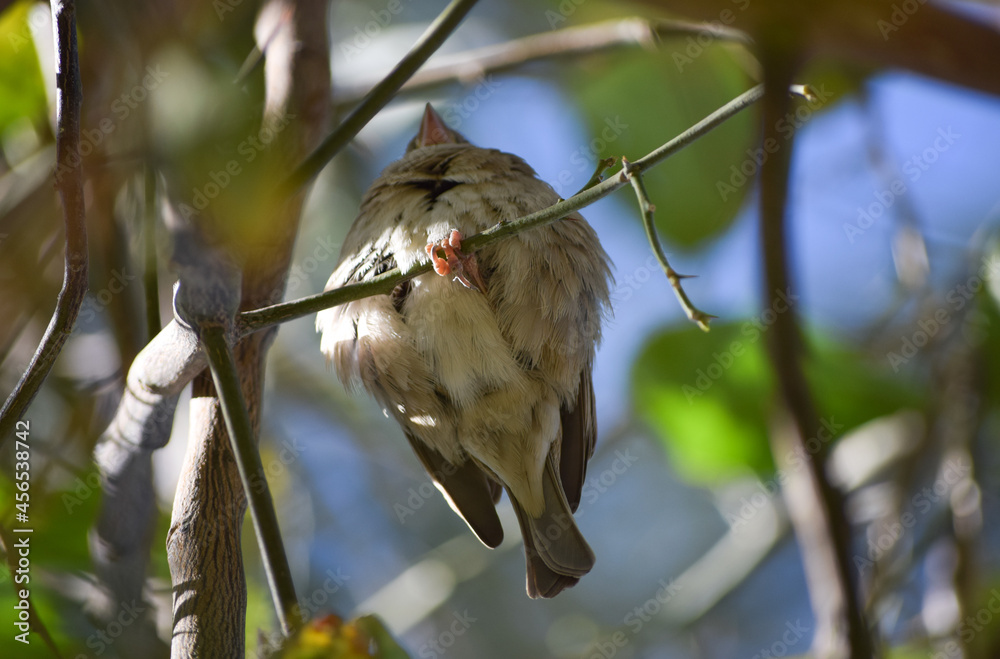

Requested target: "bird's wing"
[
  {"left": 404, "top": 430, "right": 504, "bottom": 549},
  {"left": 558, "top": 364, "right": 597, "bottom": 513}
]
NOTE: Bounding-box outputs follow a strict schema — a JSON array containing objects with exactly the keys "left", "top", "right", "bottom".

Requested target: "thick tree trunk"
[{"left": 166, "top": 1, "right": 330, "bottom": 656}]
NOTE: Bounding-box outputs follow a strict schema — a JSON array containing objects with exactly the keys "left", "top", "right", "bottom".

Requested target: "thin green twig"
[
  {"left": 240, "top": 83, "right": 766, "bottom": 335},
  {"left": 280, "top": 0, "right": 480, "bottom": 195},
  {"left": 200, "top": 325, "right": 301, "bottom": 636},
  {"left": 573, "top": 156, "right": 618, "bottom": 197},
  {"left": 623, "top": 158, "right": 715, "bottom": 331}
]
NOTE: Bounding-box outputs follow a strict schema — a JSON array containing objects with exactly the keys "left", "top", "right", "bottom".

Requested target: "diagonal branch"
[
  {"left": 281, "top": 0, "right": 480, "bottom": 194},
  {"left": 242, "top": 83, "right": 766, "bottom": 335},
  {"left": 335, "top": 17, "right": 751, "bottom": 103},
  {"left": 0, "top": 0, "right": 88, "bottom": 447},
  {"left": 199, "top": 324, "right": 300, "bottom": 635}
]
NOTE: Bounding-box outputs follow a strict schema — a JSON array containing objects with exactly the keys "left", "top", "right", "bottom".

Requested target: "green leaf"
[
  {"left": 571, "top": 45, "right": 755, "bottom": 247},
  {"left": 632, "top": 323, "right": 775, "bottom": 483},
  {"left": 632, "top": 323, "right": 926, "bottom": 485}
]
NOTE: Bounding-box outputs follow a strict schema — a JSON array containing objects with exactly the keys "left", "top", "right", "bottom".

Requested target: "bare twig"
[
  {"left": 242, "top": 84, "right": 766, "bottom": 335},
  {"left": 336, "top": 17, "right": 750, "bottom": 103},
  {"left": 282, "top": 0, "right": 480, "bottom": 194},
  {"left": 758, "top": 58, "right": 874, "bottom": 659},
  {"left": 623, "top": 158, "right": 716, "bottom": 331},
  {"left": 0, "top": 0, "right": 88, "bottom": 447}
]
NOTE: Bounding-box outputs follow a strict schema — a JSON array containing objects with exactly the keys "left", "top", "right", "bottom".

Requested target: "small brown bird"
[{"left": 317, "top": 105, "right": 612, "bottom": 598}]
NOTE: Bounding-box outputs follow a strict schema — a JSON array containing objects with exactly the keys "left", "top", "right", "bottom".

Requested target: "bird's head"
[{"left": 406, "top": 103, "right": 470, "bottom": 152}]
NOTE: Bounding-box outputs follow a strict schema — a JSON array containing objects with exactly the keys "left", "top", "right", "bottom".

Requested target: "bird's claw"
[{"left": 425, "top": 229, "right": 487, "bottom": 293}]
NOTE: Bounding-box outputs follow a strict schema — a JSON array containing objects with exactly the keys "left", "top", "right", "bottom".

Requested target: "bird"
[{"left": 316, "top": 104, "right": 612, "bottom": 598}]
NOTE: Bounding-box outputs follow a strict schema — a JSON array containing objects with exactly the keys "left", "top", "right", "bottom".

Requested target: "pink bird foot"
[{"left": 425, "top": 230, "right": 488, "bottom": 293}]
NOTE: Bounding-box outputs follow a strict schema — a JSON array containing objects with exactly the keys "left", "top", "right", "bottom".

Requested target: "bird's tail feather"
[{"left": 510, "top": 456, "right": 595, "bottom": 598}]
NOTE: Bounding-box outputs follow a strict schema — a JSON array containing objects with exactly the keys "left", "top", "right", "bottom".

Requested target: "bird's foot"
[{"left": 425, "top": 229, "right": 487, "bottom": 292}]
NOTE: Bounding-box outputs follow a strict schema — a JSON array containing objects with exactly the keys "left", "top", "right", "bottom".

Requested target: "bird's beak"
[{"left": 415, "top": 103, "right": 456, "bottom": 148}]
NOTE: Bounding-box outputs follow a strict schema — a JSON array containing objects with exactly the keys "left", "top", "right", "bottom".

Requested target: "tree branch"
[
  {"left": 199, "top": 324, "right": 301, "bottom": 635},
  {"left": 241, "top": 83, "right": 765, "bottom": 335},
  {"left": 0, "top": 0, "right": 88, "bottom": 447},
  {"left": 91, "top": 319, "right": 204, "bottom": 642},
  {"left": 281, "top": 0, "right": 480, "bottom": 195},
  {"left": 335, "top": 17, "right": 750, "bottom": 103},
  {"left": 167, "top": 0, "right": 332, "bottom": 655},
  {"left": 758, "top": 57, "right": 874, "bottom": 659}
]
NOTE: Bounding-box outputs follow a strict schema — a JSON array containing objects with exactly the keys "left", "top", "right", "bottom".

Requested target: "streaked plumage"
[{"left": 316, "top": 105, "right": 612, "bottom": 598}]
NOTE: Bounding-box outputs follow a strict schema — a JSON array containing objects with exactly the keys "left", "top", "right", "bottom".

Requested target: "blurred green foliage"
[
  {"left": 0, "top": 1, "right": 46, "bottom": 137},
  {"left": 633, "top": 322, "right": 929, "bottom": 484}
]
